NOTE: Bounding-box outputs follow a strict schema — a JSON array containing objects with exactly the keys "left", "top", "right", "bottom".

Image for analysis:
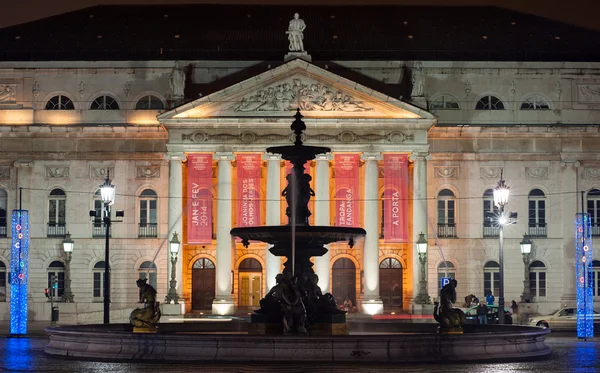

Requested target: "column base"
[
  {"left": 361, "top": 299, "right": 384, "bottom": 315},
  {"left": 212, "top": 299, "right": 235, "bottom": 316},
  {"left": 161, "top": 302, "right": 185, "bottom": 316},
  {"left": 411, "top": 302, "right": 434, "bottom": 316}
]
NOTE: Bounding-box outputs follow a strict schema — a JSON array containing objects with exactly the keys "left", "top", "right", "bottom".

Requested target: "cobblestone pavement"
[{"left": 0, "top": 333, "right": 598, "bottom": 373}]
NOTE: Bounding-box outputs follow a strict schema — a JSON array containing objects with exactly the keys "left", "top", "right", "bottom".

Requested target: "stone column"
[
  {"left": 559, "top": 160, "right": 580, "bottom": 307},
  {"left": 360, "top": 152, "right": 383, "bottom": 315},
  {"left": 410, "top": 152, "right": 432, "bottom": 314},
  {"left": 164, "top": 152, "right": 186, "bottom": 314},
  {"left": 314, "top": 153, "right": 332, "bottom": 293},
  {"left": 263, "top": 153, "right": 281, "bottom": 290},
  {"left": 212, "top": 152, "right": 235, "bottom": 315}
]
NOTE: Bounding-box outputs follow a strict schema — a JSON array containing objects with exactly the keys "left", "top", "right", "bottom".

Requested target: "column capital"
[
  {"left": 360, "top": 152, "right": 382, "bottom": 161},
  {"left": 164, "top": 152, "right": 186, "bottom": 161},
  {"left": 409, "top": 152, "right": 431, "bottom": 161},
  {"left": 13, "top": 160, "right": 34, "bottom": 168},
  {"left": 315, "top": 152, "right": 333, "bottom": 161},
  {"left": 262, "top": 152, "right": 282, "bottom": 161},
  {"left": 215, "top": 152, "right": 235, "bottom": 161}
]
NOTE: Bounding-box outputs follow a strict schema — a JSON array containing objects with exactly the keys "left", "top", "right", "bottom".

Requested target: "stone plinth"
[
  {"left": 161, "top": 302, "right": 184, "bottom": 316},
  {"left": 284, "top": 52, "right": 312, "bottom": 62}
]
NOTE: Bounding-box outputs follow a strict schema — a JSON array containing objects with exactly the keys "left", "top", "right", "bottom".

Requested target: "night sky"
[{"left": 0, "top": 0, "right": 598, "bottom": 30}]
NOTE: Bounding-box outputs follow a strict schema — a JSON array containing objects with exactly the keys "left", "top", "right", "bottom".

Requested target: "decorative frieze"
[
  {"left": 480, "top": 167, "right": 502, "bottom": 179},
  {"left": 136, "top": 166, "right": 160, "bottom": 179},
  {"left": 90, "top": 166, "right": 114, "bottom": 179},
  {"left": 525, "top": 167, "right": 548, "bottom": 180},
  {"left": 434, "top": 166, "right": 459, "bottom": 179},
  {"left": 584, "top": 167, "right": 600, "bottom": 180},
  {"left": 45, "top": 166, "right": 69, "bottom": 179},
  {"left": 578, "top": 85, "right": 600, "bottom": 103},
  {"left": 0, "top": 166, "right": 10, "bottom": 180},
  {"left": 182, "top": 130, "right": 413, "bottom": 144},
  {"left": 0, "top": 84, "right": 17, "bottom": 103}
]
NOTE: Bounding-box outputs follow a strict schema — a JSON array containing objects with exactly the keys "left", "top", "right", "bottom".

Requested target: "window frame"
[
  {"left": 520, "top": 95, "right": 550, "bottom": 110},
  {"left": 0, "top": 261, "right": 6, "bottom": 302},
  {"left": 138, "top": 261, "right": 157, "bottom": 289},
  {"left": 92, "top": 261, "right": 106, "bottom": 302},
  {"left": 0, "top": 188, "right": 7, "bottom": 237},
  {"left": 437, "top": 261, "right": 456, "bottom": 293},
  {"left": 47, "top": 260, "right": 65, "bottom": 300},
  {"left": 528, "top": 189, "right": 547, "bottom": 237},
  {"left": 483, "top": 260, "right": 500, "bottom": 298},
  {"left": 529, "top": 260, "right": 547, "bottom": 299},
  {"left": 90, "top": 95, "right": 120, "bottom": 110},
  {"left": 45, "top": 95, "right": 75, "bottom": 110},
  {"left": 475, "top": 95, "right": 505, "bottom": 110},
  {"left": 135, "top": 95, "right": 165, "bottom": 110},
  {"left": 430, "top": 95, "right": 460, "bottom": 110}
]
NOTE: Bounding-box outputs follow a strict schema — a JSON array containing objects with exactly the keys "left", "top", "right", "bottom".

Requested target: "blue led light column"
[
  {"left": 575, "top": 213, "right": 594, "bottom": 339},
  {"left": 10, "top": 210, "right": 29, "bottom": 335}
]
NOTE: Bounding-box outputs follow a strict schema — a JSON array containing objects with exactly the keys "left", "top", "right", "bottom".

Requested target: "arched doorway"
[
  {"left": 191, "top": 258, "right": 215, "bottom": 310},
  {"left": 379, "top": 258, "right": 403, "bottom": 308},
  {"left": 238, "top": 258, "right": 262, "bottom": 307},
  {"left": 332, "top": 258, "right": 356, "bottom": 306}
]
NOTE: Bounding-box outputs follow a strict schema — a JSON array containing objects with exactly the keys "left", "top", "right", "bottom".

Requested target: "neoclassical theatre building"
[{"left": 0, "top": 5, "right": 599, "bottom": 321}]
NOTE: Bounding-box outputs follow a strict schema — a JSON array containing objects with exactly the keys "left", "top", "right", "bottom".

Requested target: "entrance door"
[
  {"left": 332, "top": 258, "right": 356, "bottom": 306},
  {"left": 238, "top": 258, "right": 262, "bottom": 307},
  {"left": 191, "top": 258, "right": 215, "bottom": 310},
  {"left": 379, "top": 258, "right": 403, "bottom": 309}
]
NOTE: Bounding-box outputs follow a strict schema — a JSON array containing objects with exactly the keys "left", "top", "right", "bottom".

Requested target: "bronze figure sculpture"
[
  {"left": 130, "top": 278, "right": 161, "bottom": 333},
  {"left": 434, "top": 279, "right": 466, "bottom": 334}
]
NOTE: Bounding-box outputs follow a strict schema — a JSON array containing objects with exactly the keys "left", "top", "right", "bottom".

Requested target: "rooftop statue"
[
  {"left": 286, "top": 13, "right": 306, "bottom": 52},
  {"left": 169, "top": 61, "right": 186, "bottom": 99}
]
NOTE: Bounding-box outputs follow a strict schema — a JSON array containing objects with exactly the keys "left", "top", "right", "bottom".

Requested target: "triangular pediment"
[{"left": 158, "top": 59, "right": 434, "bottom": 121}]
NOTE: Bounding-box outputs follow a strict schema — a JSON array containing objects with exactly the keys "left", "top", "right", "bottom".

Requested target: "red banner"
[
  {"left": 236, "top": 154, "right": 262, "bottom": 227},
  {"left": 334, "top": 154, "right": 360, "bottom": 227},
  {"left": 187, "top": 154, "right": 213, "bottom": 244},
  {"left": 383, "top": 154, "right": 408, "bottom": 242}
]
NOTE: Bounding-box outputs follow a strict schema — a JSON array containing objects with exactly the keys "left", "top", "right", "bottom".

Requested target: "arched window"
[
  {"left": 476, "top": 95, "right": 505, "bottom": 110},
  {"left": 528, "top": 189, "right": 546, "bottom": 237},
  {"left": 437, "top": 189, "right": 456, "bottom": 238},
  {"left": 483, "top": 189, "right": 499, "bottom": 237},
  {"left": 593, "top": 260, "right": 600, "bottom": 298},
  {"left": 93, "top": 261, "right": 105, "bottom": 301},
  {"left": 45, "top": 95, "right": 74, "bottom": 110},
  {"left": 90, "top": 95, "right": 119, "bottom": 110},
  {"left": 193, "top": 258, "right": 215, "bottom": 269},
  {"left": 521, "top": 95, "right": 550, "bottom": 110},
  {"left": 529, "top": 260, "right": 547, "bottom": 298},
  {"left": 138, "top": 261, "right": 157, "bottom": 289},
  {"left": 0, "top": 261, "right": 6, "bottom": 302},
  {"left": 430, "top": 95, "right": 460, "bottom": 110},
  {"left": 139, "top": 189, "right": 157, "bottom": 238},
  {"left": 0, "top": 189, "right": 7, "bottom": 237},
  {"left": 437, "top": 261, "right": 455, "bottom": 293},
  {"left": 48, "top": 189, "right": 66, "bottom": 237},
  {"left": 135, "top": 95, "right": 165, "bottom": 110},
  {"left": 47, "top": 261, "right": 65, "bottom": 299},
  {"left": 92, "top": 189, "right": 109, "bottom": 238},
  {"left": 483, "top": 261, "right": 500, "bottom": 298},
  {"left": 587, "top": 189, "right": 600, "bottom": 236}
]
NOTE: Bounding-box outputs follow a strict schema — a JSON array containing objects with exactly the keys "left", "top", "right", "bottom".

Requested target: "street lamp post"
[
  {"left": 100, "top": 173, "right": 116, "bottom": 324},
  {"left": 493, "top": 173, "right": 510, "bottom": 325},
  {"left": 61, "top": 232, "right": 74, "bottom": 303},
  {"left": 165, "top": 232, "right": 181, "bottom": 304},
  {"left": 414, "top": 232, "right": 431, "bottom": 304},
  {"left": 520, "top": 234, "right": 533, "bottom": 303}
]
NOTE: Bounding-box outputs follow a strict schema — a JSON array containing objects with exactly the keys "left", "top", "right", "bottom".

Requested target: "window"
[
  {"left": 483, "top": 189, "right": 499, "bottom": 237},
  {"left": 138, "top": 261, "right": 157, "bottom": 289},
  {"left": 430, "top": 95, "right": 460, "bottom": 110},
  {"left": 90, "top": 95, "right": 119, "bottom": 110},
  {"left": 45, "top": 95, "right": 74, "bottom": 110},
  {"left": 0, "top": 189, "right": 7, "bottom": 237},
  {"left": 528, "top": 189, "right": 546, "bottom": 237},
  {"left": 92, "top": 189, "right": 106, "bottom": 237},
  {"left": 476, "top": 95, "right": 504, "bottom": 110},
  {"left": 521, "top": 95, "right": 550, "bottom": 110},
  {"left": 483, "top": 261, "right": 500, "bottom": 298},
  {"left": 437, "top": 261, "right": 455, "bottom": 293},
  {"left": 48, "top": 188, "right": 66, "bottom": 237},
  {"left": 139, "top": 189, "right": 157, "bottom": 238},
  {"left": 437, "top": 189, "right": 456, "bottom": 238},
  {"left": 47, "top": 261, "right": 65, "bottom": 299},
  {"left": 529, "top": 260, "right": 547, "bottom": 298},
  {"left": 93, "top": 261, "right": 105, "bottom": 301},
  {"left": 135, "top": 95, "right": 165, "bottom": 110},
  {"left": 587, "top": 189, "right": 600, "bottom": 236},
  {"left": 0, "top": 261, "right": 6, "bottom": 302},
  {"left": 593, "top": 260, "right": 600, "bottom": 298}
]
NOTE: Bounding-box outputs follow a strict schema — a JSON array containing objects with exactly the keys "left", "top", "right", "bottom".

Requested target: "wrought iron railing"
[
  {"left": 47, "top": 223, "right": 66, "bottom": 237},
  {"left": 138, "top": 223, "right": 158, "bottom": 238},
  {"left": 528, "top": 223, "right": 547, "bottom": 237},
  {"left": 591, "top": 224, "right": 600, "bottom": 237},
  {"left": 437, "top": 223, "right": 457, "bottom": 238},
  {"left": 92, "top": 223, "right": 111, "bottom": 238},
  {"left": 483, "top": 224, "right": 499, "bottom": 237},
  {"left": 0, "top": 224, "right": 7, "bottom": 238}
]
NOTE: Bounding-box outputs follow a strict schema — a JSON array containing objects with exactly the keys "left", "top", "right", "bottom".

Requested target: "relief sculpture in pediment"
[{"left": 231, "top": 78, "right": 373, "bottom": 112}]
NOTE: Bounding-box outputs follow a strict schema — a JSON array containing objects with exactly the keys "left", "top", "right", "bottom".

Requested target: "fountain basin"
[{"left": 44, "top": 321, "right": 551, "bottom": 363}]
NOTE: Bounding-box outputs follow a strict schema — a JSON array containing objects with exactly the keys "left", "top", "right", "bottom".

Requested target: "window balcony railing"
[
  {"left": 483, "top": 224, "right": 499, "bottom": 237},
  {"left": 0, "top": 224, "right": 6, "bottom": 238},
  {"left": 592, "top": 224, "right": 600, "bottom": 237},
  {"left": 437, "top": 223, "right": 457, "bottom": 238},
  {"left": 528, "top": 223, "right": 547, "bottom": 237},
  {"left": 47, "top": 223, "right": 66, "bottom": 237},
  {"left": 92, "top": 223, "right": 111, "bottom": 238},
  {"left": 138, "top": 223, "right": 158, "bottom": 238}
]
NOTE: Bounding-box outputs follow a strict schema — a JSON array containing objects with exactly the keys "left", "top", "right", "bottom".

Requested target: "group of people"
[{"left": 473, "top": 292, "right": 519, "bottom": 325}]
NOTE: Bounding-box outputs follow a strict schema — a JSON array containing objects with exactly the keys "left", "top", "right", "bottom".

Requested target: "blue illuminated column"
[
  {"left": 575, "top": 213, "right": 594, "bottom": 339},
  {"left": 10, "top": 210, "right": 29, "bottom": 335}
]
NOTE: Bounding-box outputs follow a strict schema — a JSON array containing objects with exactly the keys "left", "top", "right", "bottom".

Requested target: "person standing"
[
  {"left": 486, "top": 291, "right": 495, "bottom": 306},
  {"left": 511, "top": 300, "right": 519, "bottom": 323},
  {"left": 477, "top": 302, "right": 488, "bottom": 325}
]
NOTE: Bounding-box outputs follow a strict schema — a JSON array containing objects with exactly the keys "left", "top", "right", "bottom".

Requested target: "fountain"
[
  {"left": 231, "top": 109, "right": 365, "bottom": 335},
  {"left": 43, "top": 111, "right": 552, "bottom": 363}
]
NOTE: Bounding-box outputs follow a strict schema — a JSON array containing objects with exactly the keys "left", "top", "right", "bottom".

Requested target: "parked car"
[
  {"left": 528, "top": 308, "right": 600, "bottom": 330},
  {"left": 464, "top": 304, "right": 513, "bottom": 325}
]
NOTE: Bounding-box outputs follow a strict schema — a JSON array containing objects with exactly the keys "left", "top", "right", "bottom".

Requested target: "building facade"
[{"left": 0, "top": 5, "right": 599, "bottom": 321}]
